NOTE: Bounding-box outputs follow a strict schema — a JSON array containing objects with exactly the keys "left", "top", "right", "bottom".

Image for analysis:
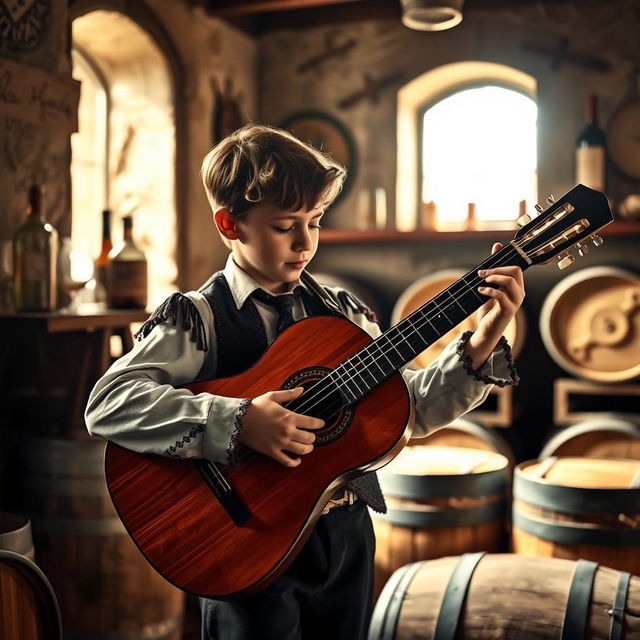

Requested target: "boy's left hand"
[{"left": 466, "top": 242, "right": 525, "bottom": 369}]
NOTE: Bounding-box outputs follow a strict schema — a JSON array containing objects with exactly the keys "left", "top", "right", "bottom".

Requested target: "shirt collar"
[{"left": 222, "top": 254, "right": 306, "bottom": 310}]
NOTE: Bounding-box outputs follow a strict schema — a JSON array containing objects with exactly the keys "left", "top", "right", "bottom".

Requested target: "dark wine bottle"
[
  {"left": 575, "top": 94, "right": 606, "bottom": 192},
  {"left": 108, "top": 216, "right": 147, "bottom": 309},
  {"left": 12, "top": 185, "right": 59, "bottom": 312},
  {"left": 94, "top": 209, "right": 113, "bottom": 303}
]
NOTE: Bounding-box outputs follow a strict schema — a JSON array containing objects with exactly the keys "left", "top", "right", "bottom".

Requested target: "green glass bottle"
[
  {"left": 12, "top": 185, "right": 59, "bottom": 312},
  {"left": 108, "top": 216, "right": 147, "bottom": 309}
]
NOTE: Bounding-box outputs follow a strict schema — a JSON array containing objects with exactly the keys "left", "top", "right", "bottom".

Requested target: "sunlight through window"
[{"left": 422, "top": 86, "right": 537, "bottom": 229}]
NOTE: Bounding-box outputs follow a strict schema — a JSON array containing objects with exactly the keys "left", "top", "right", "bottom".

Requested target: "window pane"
[
  {"left": 71, "top": 47, "right": 108, "bottom": 257},
  {"left": 422, "top": 86, "right": 537, "bottom": 227}
]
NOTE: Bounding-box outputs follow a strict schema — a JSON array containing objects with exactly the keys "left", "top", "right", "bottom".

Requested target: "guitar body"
[
  {"left": 104, "top": 183, "right": 615, "bottom": 599},
  {"left": 105, "top": 315, "right": 413, "bottom": 598}
]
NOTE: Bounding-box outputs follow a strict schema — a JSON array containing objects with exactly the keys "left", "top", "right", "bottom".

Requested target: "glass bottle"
[
  {"left": 12, "top": 185, "right": 59, "bottom": 312},
  {"left": 94, "top": 209, "right": 113, "bottom": 304},
  {"left": 108, "top": 216, "right": 147, "bottom": 309},
  {"left": 576, "top": 94, "right": 606, "bottom": 192}
]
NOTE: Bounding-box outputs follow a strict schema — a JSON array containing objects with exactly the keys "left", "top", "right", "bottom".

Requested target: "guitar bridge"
[{"left": 194, "top": 459, "right": 251, "bottom": 526}]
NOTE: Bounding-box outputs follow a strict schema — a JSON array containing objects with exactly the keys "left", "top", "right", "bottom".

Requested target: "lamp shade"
[{"left": 400, "top": 0, "right": 464, "bottom": 31}]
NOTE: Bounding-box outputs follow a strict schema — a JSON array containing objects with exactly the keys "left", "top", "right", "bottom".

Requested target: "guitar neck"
[{"left": 334, "top": 244, "right": 530, "bottom": 406}]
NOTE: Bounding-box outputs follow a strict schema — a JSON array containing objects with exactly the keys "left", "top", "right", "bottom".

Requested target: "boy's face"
[{"left": 230, "top": 203, "right": 324, "bottom": 294}]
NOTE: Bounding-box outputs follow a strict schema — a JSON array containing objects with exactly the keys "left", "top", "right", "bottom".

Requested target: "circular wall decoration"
[
  {"left": 279, "top": 110, "right": 357, "bottom": 204},
  {"left": 0, "top": 0, "right": 50, "bottom": 53}
]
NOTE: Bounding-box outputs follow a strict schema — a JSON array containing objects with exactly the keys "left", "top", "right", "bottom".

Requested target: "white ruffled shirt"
[{"left": 85, "top": 255, "right": 517, "bottom": 463}]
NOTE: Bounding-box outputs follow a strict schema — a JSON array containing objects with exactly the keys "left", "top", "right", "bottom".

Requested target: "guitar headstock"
[{"left": 512, "top": 184, "right": 613, "bottom": 269}]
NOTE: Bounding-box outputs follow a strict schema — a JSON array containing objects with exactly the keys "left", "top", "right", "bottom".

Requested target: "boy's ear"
[{"left": 214, "top": 208, "right": 240, "bottom": 240}]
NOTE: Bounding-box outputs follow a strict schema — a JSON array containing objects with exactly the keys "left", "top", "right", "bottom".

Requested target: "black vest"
[{"left": 198, "top": 271, "right": 386, "bottom": 513}]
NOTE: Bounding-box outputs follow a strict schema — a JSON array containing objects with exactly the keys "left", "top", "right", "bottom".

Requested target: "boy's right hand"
[{"left": 239, "top": 387, "right": 324, "bottom": 467}]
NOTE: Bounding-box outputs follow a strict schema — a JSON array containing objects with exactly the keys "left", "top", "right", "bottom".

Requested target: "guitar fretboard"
[{"left": 332, "top": 246, "right": 529, "bottom": 406}]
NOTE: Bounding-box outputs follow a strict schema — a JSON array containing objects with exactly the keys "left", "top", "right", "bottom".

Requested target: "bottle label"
[
  {"left": 109, "top": 260, "right": 147, "bottom": 308},
  {"left": 576, "top": 147, "right": 605, "bottom": 192}
]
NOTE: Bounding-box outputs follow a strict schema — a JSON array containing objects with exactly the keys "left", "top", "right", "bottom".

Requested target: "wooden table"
[{"left": 0, "top": 309, "right": 149, "bottom": 437}]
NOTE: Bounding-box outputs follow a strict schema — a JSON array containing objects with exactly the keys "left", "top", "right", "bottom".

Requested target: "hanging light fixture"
[{"left": 400, "top": 0, "right": 465, "bottom": 31}]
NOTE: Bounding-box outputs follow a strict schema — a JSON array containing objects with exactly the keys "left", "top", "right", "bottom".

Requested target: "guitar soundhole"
[{"left": 281, "top": 367, "right": 354, "bottom": 446}]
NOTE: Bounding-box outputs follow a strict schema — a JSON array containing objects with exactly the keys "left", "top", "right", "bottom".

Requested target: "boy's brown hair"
[{"left": 201, "top": 124, "right": 346, "bottom": 216}]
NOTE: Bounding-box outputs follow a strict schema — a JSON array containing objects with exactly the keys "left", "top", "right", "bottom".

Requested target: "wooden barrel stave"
[
  {"left": 22, "top": 436, "right": 185, "bottom": 640},
  {"left": 370, "top": 554, "right": 640, "bottom": 640},
  {"left": 374, "top": 446, "right": 509, "bottom": 595},
  {"left": 0, "top": 549, "right": 62, "bottom": 640},
  {"left": 511, "top": 457, "right": 640, "bottom": 576}
]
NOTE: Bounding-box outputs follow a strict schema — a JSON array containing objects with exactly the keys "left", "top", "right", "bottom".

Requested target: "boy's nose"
[{"left": 293, "top": 230, "right": 313, "bottom": 252}]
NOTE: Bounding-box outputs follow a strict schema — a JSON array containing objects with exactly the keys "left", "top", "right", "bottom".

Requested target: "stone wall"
[
  {"left": 258, "top": 1, "right": 640, "bottom": 229},
  {"left": 2, "top": 0, "right": 257, "bottom": 291},
  {"left": 1, "top": 0, "right": 74, "bottom": 241}
]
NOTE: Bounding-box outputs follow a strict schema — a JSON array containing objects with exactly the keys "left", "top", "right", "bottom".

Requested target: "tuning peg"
[
  {"left": 535, "top": 204, "right": 544, "bottom": 214},
  {"left": 576, "top": 242, "right": 589, "bottom": 257},
  {"left": 556, "top": 252, "right": 575, "bottom": 270},
  {"left": 516, "top": 213, "right": 532, "bottom": 227},
  {"left": 591, "top": 234, "right": 604, "bottom": 247},
  {"left": 546, "top": 194, "right": 556, "bottom": 204}
]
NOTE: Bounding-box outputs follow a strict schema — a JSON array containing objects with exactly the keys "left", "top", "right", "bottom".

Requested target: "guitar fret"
[
  {"left": 330, "top": 243, "right": 539, "bottom": 405},
  {"left": 351, "top": 352, "right": 380, "bottom": 388},
  {"left": 445, "top": 287, "right": 468, "bottom": 315},
  {"left": 335, "top": 368, "right": 358, "bottom": 404}
]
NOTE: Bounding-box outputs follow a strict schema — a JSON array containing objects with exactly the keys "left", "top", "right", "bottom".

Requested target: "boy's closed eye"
[{"left": 273, "top": 224, "right": 323, "bottom": 233}]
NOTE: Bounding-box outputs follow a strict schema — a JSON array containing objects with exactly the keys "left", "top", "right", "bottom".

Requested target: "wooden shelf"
[
  {"left": 0, "top": 309, "right": 149, "bottom": 333},
  {"left": 319, "top": 221, "right": 640, "bottom": 245}
]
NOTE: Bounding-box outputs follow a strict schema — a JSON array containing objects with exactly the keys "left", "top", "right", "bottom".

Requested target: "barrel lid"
[
  {"left": 421, "top": 418, "right": 516, "bottom": 468},
  {"left": 540, "top": 416, "right": 640, "bottom": 459},
  {"left": 392, "top": 269, "right": 524, "bottom": 368},
  {"left": 383, "top": 445, "right": 508, "bottom": 476},
  {"left": 540, "top": 266, "right": 640, "bottom": 383},
  {"left": 519, "top": 456, "right": 640, "bottom": 490}
]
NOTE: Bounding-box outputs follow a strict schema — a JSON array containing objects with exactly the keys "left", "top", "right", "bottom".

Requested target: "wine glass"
[{"left": 59, "top": 238, "right": 94, "bottom": 313}]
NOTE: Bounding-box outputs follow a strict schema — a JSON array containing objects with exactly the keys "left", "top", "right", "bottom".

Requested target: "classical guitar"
[{"left": 104, "top": 184, "right": 612, "bottom": 598}]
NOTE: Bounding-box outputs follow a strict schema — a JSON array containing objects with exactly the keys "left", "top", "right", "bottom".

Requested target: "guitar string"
[
  {"left": 292, "top": 243, "right": 524, "bottom": 416},
  {"left": 228, "top": 244, "right": 526, "bottom": 470},
  {"left": 226, "top": 243, "right": 526, "bottom": 472}
]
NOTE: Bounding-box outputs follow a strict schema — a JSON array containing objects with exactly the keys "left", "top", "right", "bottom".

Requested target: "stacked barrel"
[{"left": 368, "top": 265, "right": 640, "bottom": 639}]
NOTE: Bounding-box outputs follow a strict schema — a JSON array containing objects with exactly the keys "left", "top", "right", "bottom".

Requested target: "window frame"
[
  {"left": 418, "top": 81, "right": 537, "bottom": 227},
  {"left": 395, "top": 61, "right": 537, "bottom": 231}
]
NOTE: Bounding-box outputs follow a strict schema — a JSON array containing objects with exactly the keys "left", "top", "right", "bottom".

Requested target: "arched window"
[
  {"left": 71, "top": 46, "right": 108, "bottom": 256},
  {"left": 422, "top": 85, "right": 537, "bottom": 228},
  {"left": 396, "top": 62, "right": 537, "bottom": 231},
  {"left": 71, "top": 9, "right": 178, "bottom": 306}
]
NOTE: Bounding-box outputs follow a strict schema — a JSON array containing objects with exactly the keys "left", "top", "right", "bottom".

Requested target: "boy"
[{"left": 85, "top": 124, "right": 523, "bottom": 640}]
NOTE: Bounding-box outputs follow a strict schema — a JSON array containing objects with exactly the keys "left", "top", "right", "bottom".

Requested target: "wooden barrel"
[
  {"left": 415, "top": 418, "right": 516, "bottom": 470},
  {"left": 540, "top": 266, "right": 640, "bottom": 382},
  {"left": 0, "top": 549, "right": 62, "bottom": 640},
  {"left": 540, "top": 415, "right": 640, "bottom": 459},
  {"left": 0, "top": 511, "right": 35, "bottom": 561},
  {"left": 373, "top": 445, "right": 509, "bottom": 596},
  {"left": 369, "top": 553, "right": 640, "bottom": 640},
  {"left": 392, "top": 269, "right": 526, "bottom": 369},
  {"left": 22, "top": 436, "right": 185, "bottom": 640},
  {"left": 512, "top": 456, "right": 640, "bottom": 575}
]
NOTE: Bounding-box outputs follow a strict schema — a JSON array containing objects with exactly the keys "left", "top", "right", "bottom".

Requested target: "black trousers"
[{"left": 200, "top": 500, "right": 376, "bottom": 640}]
